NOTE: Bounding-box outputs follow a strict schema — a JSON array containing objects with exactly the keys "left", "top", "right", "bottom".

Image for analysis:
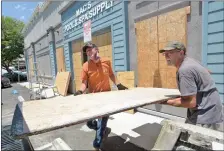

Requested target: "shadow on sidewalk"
[
  {"left": 101, "top": 123, "right": 162, "bottom": 151},
  {"left": 101, "top": 136, "right": 147, "bottom": 151}
]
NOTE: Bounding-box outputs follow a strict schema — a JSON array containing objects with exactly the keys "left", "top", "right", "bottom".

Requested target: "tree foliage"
[{"left": 1, "top": 16, "right": 25, "bottom": 73}]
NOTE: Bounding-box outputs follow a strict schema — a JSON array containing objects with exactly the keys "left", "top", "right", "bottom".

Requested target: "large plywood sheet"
[
  {"left": 136, "top": 16, "right": 158, "bottom": 87},
  {"left": 55, "top": 72, "right": 71, "bottom": 96},
  {"left": 11, "top": 88, "right": 180, "bottom": 138},
  {"left": 136, "top": 7, "right": 187, "bottom": 89},
  {"left": 158, "top": 7, "right": 187, "bottom": 89}
]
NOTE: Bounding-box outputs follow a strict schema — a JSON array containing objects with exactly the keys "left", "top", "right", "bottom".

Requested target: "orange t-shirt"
[{"left": 81, "top": 58, "right": 113, "bottom": 93}]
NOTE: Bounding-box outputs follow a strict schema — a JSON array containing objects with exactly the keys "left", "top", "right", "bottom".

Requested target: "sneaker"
[{"left": 102, "top": 127, "right": 111, "bottom": 142}]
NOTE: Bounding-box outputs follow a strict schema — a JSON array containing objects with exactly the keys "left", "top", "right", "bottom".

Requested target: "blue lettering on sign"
[{"left": 64, "top": 1, "right": 113, "bottom": 33}]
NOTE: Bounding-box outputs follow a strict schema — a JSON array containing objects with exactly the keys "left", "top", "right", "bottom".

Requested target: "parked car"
[
  {"left": 1, "top": 75, "right": 11, "bottom": 88},
  {"left": 3, "top": 71, "right": 27, "bottom": 82}
]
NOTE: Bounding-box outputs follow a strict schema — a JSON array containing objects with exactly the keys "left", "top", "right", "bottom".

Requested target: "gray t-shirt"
[{"left": 176, "top": 57, "right": 223, "bottom": 124}]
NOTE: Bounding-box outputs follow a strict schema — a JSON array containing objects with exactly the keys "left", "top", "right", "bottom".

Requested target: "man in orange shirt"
[{"left": 74, "top": 42, "right": 128, "bottom": 150}]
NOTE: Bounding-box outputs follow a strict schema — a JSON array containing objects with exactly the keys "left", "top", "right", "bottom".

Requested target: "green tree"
[{"left": 1, "top": 16, "right": 25, "bottom": 73}]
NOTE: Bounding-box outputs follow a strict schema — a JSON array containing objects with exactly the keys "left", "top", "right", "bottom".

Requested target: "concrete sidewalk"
[
  {"left": 1, "top": 84, "right": 31, "bottom": 150},
  {"left": 15, "top": 82, "right": 166, "bottom": 149},
  {"left": 17, "top": 82, "right": 59, "bottom": 99},
  {"left": 29, "top": 112, "right": 165, "bottom": 150}
]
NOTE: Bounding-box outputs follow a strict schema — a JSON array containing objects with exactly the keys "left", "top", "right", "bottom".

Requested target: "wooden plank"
[
  {"left": 158, "top": 7, "right": 186, "bottom": 89},
  {"left": 11, "top": 88, "right": 180, "bottom": 138},
  {"left": 136, "top": 5, "right": 186, "bottom": 90},
  {"left": 137, "top": 16, "right": 157, "bottom": 87},
  {"left": 55, "top": 72, "right": 71, "bottom": 96},
  {"left": 72, "top": 39, "right": 83, "bottom": 93},
  {"left": 56, "top": 47, "right": 66, "bottom": 72},
  {"left": 73, "top": 52, "right": 82, "bottom": 91},
  {"left": 117, "top": 71, "right": 135, "bottom": 114}
]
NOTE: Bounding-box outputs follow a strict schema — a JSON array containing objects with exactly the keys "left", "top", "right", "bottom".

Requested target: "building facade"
[
  {"left": 60, "top": 1, "right": 129, "bottom": 92},
  {"left": 23, "top": 1, "right": 70, "bottom": 85},
  {"left": 202, "top": 1, "right": 224, "bottom": 103},
  {"left": 24, "top": 1, "right": 224, "bottom": 118}
]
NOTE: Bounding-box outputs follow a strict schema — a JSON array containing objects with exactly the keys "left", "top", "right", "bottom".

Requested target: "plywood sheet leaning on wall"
[
  {"left": 55, "top": 72, "right": 71, "bottom": 96},
  {"left": 117, "top": 71, "right": 136, "bottom": 114},
  {"left": 136, "top": 7, "right": 189, "bottom": 89}
]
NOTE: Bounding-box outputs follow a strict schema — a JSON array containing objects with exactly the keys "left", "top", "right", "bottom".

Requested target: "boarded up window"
[
  {"left": 136, "top": 7, "right": 188, "bottom": 89},
  {"left": 56, "top": 47, "right": 66, "bottom": 72},
  {"left": 72, "top": 31, "right": 113, "bottom": 91}
]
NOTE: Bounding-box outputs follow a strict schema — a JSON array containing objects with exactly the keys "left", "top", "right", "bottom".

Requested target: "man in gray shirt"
[
  {"left": 159, "top": 41, "right": 223, "bottom": 127},
  {"left": 159, "top": 41, "right": 223, "bottom": 148}
]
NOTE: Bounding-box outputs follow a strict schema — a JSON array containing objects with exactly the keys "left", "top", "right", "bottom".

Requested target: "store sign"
[
  {"left": 83, "top": 20, "right": 92, "bottom": 43},
  {"left": 64, "top": 1, "right": 113, "bottom": 32}
]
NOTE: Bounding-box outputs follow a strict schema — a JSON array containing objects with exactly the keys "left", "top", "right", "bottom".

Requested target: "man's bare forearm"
[
  {"left": 166, "top": 96, "right": 196, "bottom": 108},
  {"left": 110, "top": 74, "right": 120, "bottom": 85},
  {"left": 80, "top": 81, "right": 87, "bottom": 92}
]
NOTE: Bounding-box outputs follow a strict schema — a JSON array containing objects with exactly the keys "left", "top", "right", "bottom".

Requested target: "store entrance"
[{"left": 72, "top": 30, "right": 113, "bottom": 91}]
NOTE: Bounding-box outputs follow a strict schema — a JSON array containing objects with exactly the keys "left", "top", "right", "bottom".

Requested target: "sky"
[{"left": 2, "top": 1, "right": 44, "bottom": 23}]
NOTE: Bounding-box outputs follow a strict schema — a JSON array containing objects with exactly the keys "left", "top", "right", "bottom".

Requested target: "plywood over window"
[
  {"left": 72, "top": 32, "right": 113, "bottom": 92},
  {"left": 72, "top": 40, "right": 84, "bottom": 91},
  {"left": 136, "top": 7, "right": 188, "bottom": 89},
  {"left": 56, "top": 47, "right": 66, "bottom": 72}
]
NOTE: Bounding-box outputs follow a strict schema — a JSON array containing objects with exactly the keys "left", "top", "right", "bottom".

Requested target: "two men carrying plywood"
[{"left": 74, "top": 41, "right": 223, "bottom": 150}]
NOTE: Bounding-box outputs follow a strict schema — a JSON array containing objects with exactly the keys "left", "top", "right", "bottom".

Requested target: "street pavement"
[
  {"left": 2, "top": 83, "right": 30, "bottom": 126},
  {"left": 1, "top": 83, "right": 31, "bottom": 150},
  {"left": 1, "top": 83, "right": 163, "bottom": 151}
]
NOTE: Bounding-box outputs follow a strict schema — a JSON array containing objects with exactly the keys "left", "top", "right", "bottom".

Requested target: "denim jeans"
[{"left": 86, "top": 116, "right": 109, "bottom": 148}]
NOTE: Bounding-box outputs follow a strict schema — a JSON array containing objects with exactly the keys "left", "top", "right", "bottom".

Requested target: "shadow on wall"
[{"left": 102, "top": 123, "right": 162, "bottom": 151}]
